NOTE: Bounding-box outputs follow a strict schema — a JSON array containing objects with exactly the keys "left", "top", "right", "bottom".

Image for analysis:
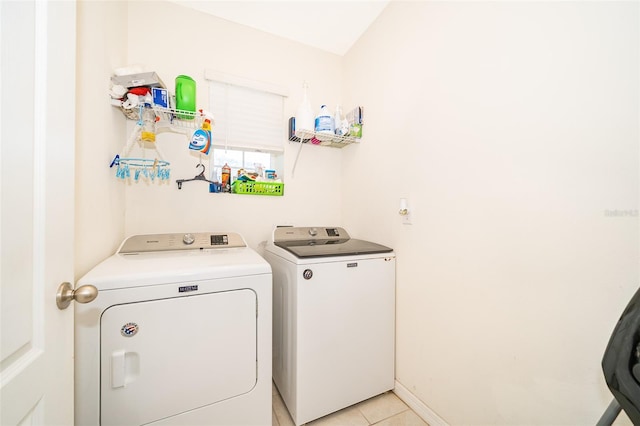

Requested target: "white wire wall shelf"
[
  {"left": 292, "top": 129, "right": 360, "bottom": 148},
  {"left": 118, "top": 105, "right": 204, "bottom": 134},
  {"left": 152, "top": 106, "right": 204, "bottom": 134}
]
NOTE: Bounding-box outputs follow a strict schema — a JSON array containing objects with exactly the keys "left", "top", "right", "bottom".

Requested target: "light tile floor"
[{"left": 272, "top": 382, "right": 429, "bottom": 426}]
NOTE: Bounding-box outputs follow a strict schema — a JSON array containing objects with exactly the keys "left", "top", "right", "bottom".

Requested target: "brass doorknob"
[{"left": 56, "top": 282, "right": 98, "bottom": 310}]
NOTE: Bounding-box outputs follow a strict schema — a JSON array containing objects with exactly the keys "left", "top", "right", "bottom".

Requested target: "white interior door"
[{"left": 1, "top": 1, "right": 76, "bottom": 425}]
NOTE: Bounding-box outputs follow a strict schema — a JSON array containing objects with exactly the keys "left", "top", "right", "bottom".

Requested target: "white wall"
[
  {"left": 75, "top": 1, "right": 128, "bottom": 278},
  {"left": 122, "top": 1, "right": 345, "bottom": 250},
  {"left": 75, "top": 0, "right": 345, "bottom": 272},
  {"left": 343, "top": 2, "right": 639, "bottom": 425}
]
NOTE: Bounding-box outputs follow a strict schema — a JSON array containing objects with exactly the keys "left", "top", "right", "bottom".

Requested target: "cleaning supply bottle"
[
  {"left": 141, "top": 94, "right": 157, "bottom": 142},
  {"left": 175, "top": 75, "right": 196, "bottom": 119},
  {"left": 334, "top": 105, "right": 349, "bottom": 136},
  {"left": 295, "top": 81, "right": 314, "bottom": 136},
  {"left": 314, "top": 105, "right": 334, "bottom": 134},
  {"left": 188, "top": 119, "right": 212, "bottom": 155},
  {"left": 221, "top": 163, "right": 231, "bottom": 192},
  {"left": 202, "top": 118, "right": 212, "bottom": 150}
]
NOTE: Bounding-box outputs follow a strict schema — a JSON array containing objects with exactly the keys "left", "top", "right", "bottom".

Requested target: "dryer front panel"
[{"left": 100, "top": 289, "right": 257, "bottom": 426}]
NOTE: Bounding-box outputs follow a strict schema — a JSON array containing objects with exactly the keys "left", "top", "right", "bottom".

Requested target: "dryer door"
[{"left": 100, "top": 289, "right": 257, "bottom": 426}]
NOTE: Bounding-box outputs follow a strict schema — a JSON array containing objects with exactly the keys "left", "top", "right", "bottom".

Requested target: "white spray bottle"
[{"left": 295, "top": 81, "right": 314, "bottom": 136}]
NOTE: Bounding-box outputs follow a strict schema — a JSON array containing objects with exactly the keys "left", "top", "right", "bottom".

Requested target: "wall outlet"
[
  {"left": 402, "top": 211, "right": 412, "bottom": 225},
  {"left": 399, "top": 198, "right": 412, "bottom": 225}
]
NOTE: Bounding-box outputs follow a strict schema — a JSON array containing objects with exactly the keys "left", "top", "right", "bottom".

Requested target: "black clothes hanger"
[{"left": 176, "top": 163, "right": 216, "bottom": 189}]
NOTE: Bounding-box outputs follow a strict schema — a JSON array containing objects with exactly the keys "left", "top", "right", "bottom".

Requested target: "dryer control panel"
[{"left": 118, "top": 232, "right": 246, "bottom": 254}]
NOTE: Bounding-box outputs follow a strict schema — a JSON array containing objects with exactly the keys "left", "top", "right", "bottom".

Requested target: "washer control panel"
[
  {"left": 119, "top": 232, "right": 246, "bottom": 254},
  {"left": 273, "top": 226, "right": 348, "bottom": 243}
]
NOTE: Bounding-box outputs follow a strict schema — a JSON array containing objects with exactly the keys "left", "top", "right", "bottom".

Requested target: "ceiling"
[{"left": 168, "top": 1, "right": 390, "bottom": 56}]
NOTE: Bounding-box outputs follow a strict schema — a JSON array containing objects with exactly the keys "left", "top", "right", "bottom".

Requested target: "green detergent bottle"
[{"left": 175, "top": 75, "right": 196, "bottom": 119}]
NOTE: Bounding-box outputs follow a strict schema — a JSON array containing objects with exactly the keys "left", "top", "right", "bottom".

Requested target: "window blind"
[{"left": 208, "top": 79, "right": 285, "bottom": 153}]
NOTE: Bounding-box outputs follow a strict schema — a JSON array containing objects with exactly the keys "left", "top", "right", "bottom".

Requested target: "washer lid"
[{"left": 274, "top": 238, "right": 393, "bottom": 258}]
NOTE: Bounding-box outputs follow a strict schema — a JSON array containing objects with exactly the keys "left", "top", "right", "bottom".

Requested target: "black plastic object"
[
  {"left": 275, "top": 238, "right": 393, "bottom": 259},
  {"left": 287, "top": 117, "right": 311, "bottom": 143},
  {"left": 602, "top": 287, "right": 640, "bottom": 424}
]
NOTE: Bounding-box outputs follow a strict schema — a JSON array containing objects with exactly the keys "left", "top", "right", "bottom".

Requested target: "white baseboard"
[{"left": 393, "top": 380, "right": 449, "bottom": 426}]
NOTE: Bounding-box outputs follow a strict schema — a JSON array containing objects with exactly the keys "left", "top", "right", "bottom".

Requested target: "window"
[
  {"left": 210, "top": 148, "right": 275, "bottom": 181},
  {"left": 205, "top": 70, "right": 288, "bottom": 181}
]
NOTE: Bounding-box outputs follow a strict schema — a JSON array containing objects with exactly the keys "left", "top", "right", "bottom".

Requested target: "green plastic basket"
[{"left": 232, "top": 180, "right": 284, "bottom": 196}]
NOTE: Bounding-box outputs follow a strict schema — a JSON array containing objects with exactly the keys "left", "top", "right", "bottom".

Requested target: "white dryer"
[
  {"left": 75, "top": 232, "right": 271, "bottom": 426},
  {"left": 263, "top": 226, "right": 396, "bottom": 425}
]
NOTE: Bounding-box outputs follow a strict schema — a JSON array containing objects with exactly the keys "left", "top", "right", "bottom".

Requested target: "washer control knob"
[
  {"left": 183, "top": 233, "right": 195, "bottom": 245},
  {"left": 308, "top": 228, "right": 318, "bottom": 237}
]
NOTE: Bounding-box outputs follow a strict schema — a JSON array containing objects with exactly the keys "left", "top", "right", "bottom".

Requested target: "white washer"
[
  {"left": 75, "top": 232, "right": 272, "bottom": 426},
  {"left": 263, "top": 226, "right": 396, "bottom": 425}
]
